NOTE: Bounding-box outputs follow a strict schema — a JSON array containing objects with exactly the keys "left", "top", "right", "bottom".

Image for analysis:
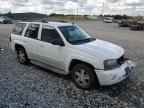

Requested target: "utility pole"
[
  {"left": 75, "top": 0, "right": 79, "bottom": 20},
  {"left": 102, "top": 1, "right": 104, "bottom": 16},
  {"left": 77, "top": 1, "right": 78, "bottom": 17},
  {"left": 74, "top": 0, "right": 79, "bottom": 20}
]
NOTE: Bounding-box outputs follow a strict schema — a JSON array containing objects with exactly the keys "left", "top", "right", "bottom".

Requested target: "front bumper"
[{"left": 95, "top": 60, "right": 136, "bottom": 86}]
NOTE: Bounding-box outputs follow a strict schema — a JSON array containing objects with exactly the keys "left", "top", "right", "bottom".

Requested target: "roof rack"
[{"left": 41, "top": 20, "right": 68, "bottom": 23}]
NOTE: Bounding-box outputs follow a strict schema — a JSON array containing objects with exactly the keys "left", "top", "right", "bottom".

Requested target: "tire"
[
  {"left": 71, "top": 64, "right": 99, "bottom": 89},
  {"left": 16, "top": 47, "right": 29, "bottom": 64}
]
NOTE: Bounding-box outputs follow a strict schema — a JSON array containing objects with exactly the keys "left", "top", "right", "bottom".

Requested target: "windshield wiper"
[
  {"left": 71, "top": 38, "right": 96, "bottom": 43},
  {"left": 83, "top": 38, "right": 96, "bottom": 41}
]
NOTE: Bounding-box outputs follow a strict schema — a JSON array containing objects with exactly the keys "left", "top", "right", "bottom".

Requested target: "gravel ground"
[
  {"left": 0, "top": 21, "right": 144, "bottom": 108},
  {"left": 0, "top": 41, "right": 144, "bottom": 108}
]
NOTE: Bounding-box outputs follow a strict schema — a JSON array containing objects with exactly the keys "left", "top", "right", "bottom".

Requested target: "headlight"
[{"left": 104, "top": 59, "right": 119, "bottom": 70}]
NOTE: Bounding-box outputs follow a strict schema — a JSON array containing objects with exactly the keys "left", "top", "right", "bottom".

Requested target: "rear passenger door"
[
  {"left": 38, "top": 25, "right": 66, "bottom": 70},
  {"left": 24, "top": 23, "right": 40, "bottom": 60}
]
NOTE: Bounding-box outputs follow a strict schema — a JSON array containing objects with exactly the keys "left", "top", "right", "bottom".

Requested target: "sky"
[{"left": 0, "top": 0, "right": 144, "bottom": 16}]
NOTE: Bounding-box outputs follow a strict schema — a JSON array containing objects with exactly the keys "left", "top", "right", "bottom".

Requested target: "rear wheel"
[
  {"left": 16, "top": 47, "right": 29, "bottom": 64},
  {"left": 71, "top": 64, "right": 98, "bottom": 89}
]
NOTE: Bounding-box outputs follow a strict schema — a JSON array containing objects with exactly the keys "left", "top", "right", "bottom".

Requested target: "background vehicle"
[
  {"left": 103, "top": 17, "right": 113, "bottom": 23},
  {"left": 0, "top": 16, "right": 12, "bottom": 24},
  {"left": 130, "top": 21, "right": 144, "bottom": 30},
  {"left": 113, "top": 19, "right": 121, "bottom": 23},
  {"left": 118, "top": 20, "right": 130, "bottom": 27},
  {"left": 118, "top": 19, "right": 137, "bottom": 27}
]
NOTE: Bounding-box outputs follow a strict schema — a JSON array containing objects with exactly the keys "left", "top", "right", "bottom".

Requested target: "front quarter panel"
[{"left": 65, "top": 47, "right": 104, "bottom": 73}]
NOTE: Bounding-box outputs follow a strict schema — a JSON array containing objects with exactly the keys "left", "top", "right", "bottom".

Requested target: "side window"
[
  {"left": 25, "top": 24, "right": 40, "bottom": 39},
  {"left": 12, "top": 23, "right": 26, "bottom": 35},
  {"left": 41, "top": 25, "right": 61, "bottom": 43}
]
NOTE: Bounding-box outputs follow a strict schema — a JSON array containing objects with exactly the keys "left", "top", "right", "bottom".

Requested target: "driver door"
[{"left": 38, "top": 25, "right": 66, "bottom": 70}]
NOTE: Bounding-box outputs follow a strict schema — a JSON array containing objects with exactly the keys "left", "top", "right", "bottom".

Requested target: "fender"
[{"left": 65, "top": 54, "right": 104, "bottom": 74}]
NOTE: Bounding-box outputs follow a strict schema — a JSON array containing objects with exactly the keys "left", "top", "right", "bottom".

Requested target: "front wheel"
[
  {"left": 16, "top": 47, "right": 29, "bottom": 64},
  {"left": 71, "top": 64, "right": 98, "bottom": 89}
]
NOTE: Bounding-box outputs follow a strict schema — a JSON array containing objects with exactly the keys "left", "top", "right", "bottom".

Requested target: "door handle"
[{"left": 40, "top": 45, "right": 44, "bottom": 47}]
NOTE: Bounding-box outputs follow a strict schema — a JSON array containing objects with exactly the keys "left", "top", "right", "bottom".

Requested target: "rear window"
[
  {"left": 12, "top": 23, "right": 26, "bottom": 35},
  {"left": 24, "top": 23, "right": 40, "bottom": 39}
]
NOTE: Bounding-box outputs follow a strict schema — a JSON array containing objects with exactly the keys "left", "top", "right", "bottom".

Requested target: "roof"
[{"left": 19, "top": 21, "right": 75, "bottom": 28}]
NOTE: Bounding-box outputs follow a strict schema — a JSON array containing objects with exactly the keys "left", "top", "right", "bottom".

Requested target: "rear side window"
[
  {"left": 12, "top": 23, "right": 26, "bottom": 35},
  {"left": 41, "top": 25, "right": 61, "bottom": 43},
  {"left": 25, "top": 23, "right": 40, "bottom": 39}
]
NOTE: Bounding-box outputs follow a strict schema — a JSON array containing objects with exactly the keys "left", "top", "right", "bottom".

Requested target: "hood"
[{"left": 75, "top": 39, "right": 124, "bottom": 60}]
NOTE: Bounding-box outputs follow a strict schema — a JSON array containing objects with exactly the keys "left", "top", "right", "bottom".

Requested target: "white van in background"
[{"left": 104, "top": 17, "right": 113, "bottom": 23}]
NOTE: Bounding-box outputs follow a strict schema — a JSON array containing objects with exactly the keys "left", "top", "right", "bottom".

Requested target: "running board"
[{"left": 31, "top": 60, "right": 67, "bottom": 75}]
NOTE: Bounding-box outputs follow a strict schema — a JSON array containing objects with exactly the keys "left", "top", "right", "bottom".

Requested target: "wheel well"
[
  {"left": 69, "top": 59, "right": 100, "bottom": 87},
  {"left": 69, "top": 59, "right": 95, "bottom": 71},
  {"left": 15, "top": 44, "right": 24, "bottom": 51}
]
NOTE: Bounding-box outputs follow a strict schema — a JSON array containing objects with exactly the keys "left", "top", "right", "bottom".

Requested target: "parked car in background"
[
  {"left": 0, "top": 16, "right": 12, "bottom": 24},
  {"left": 103, "top": 17, "right": 113, "bottom": 23},
  {"left": 118, "top": 19, "right": 137, "bottom": 27},
  {"left": 130, "top": 21, "right": 144, "bottom": 30},
  {"left": 118, "top": 20, "right": 129, "bottom": 27},
  {"left": 113, "top": 19, "right": 121, "bottom": 23}
]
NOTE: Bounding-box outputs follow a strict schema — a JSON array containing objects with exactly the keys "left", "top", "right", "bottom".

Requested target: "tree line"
[{"left": 0, "top": 12, "right": 143, "bottom": 21}]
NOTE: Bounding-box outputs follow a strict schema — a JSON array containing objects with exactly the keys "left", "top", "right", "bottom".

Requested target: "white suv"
[{"left": 10, "top": 21, "right": 135, "bottom": 89}]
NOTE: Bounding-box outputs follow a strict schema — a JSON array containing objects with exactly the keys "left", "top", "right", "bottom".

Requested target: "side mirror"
[{"left": 51, "top": 39, "right": 65, "bottom": 47}]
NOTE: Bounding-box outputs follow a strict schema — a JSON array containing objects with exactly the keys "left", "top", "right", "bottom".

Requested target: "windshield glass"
[{"left": 58, "top": 26, "right": 95, "bottom": 44}]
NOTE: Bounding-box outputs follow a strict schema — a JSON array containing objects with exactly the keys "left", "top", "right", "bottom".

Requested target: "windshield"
[
  {"left": 105, "top": 17, "right": 112, "bottom": 20},
  {"left": 58, "top": 26, "right": 95, "bottom": 44}
]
